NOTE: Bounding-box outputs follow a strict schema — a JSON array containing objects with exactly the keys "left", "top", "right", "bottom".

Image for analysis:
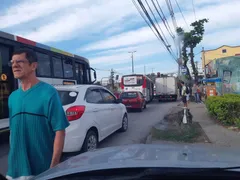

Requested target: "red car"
[{"left": 120, "top": 91, "right": 146, "bottom": 112}]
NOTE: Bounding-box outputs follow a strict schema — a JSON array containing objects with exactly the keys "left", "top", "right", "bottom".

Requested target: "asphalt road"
[{"left": 0, "top": 100, "right": 178, "bottom": 176}]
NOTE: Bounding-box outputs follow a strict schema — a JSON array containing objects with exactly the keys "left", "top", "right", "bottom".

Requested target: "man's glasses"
[{"left": 8, "top": 60, "right": 29, "bottom": 67}]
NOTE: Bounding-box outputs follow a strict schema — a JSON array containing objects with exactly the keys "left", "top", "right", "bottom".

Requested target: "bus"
[
  {"left": 0, "top": 30, "right": 96, "bottom": 129},
  {"left": 120, "top": 74, "right": 154, "bottom": 102}
]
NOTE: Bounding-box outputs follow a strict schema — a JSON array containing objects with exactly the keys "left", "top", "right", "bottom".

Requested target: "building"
[
  {"left": 205, "top": 56, "right": 240, "bottom": 95},
  {"left": 202, "top": 45, "right": 240, "bottom": 68}
]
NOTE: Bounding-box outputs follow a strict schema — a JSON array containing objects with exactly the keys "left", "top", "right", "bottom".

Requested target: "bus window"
[
  {"left": 52, "top": 56, "right": 63, "bottom": 78},
  {"left": 36, "top": 52, "right": 51, "bottom": 77},
  {"left": 0, "top": 44, "right": 13, "bottom": 119},
  {"left": 63, "top": 58, "right": 73, "bottom": 78},
  {"left": 75, "top": 62, "right": 84, "bottom": 84}
]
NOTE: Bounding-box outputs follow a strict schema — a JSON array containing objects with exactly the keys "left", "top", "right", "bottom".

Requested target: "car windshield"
[
  {"left": 120, "top": 92, "right": 138, "bottom": 99},
  {"left": 57, "top": 90, "right": 78, "bottom": 106}
]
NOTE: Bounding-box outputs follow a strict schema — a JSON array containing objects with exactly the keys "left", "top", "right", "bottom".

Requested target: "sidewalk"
[{"left": 189, "top": 102, "right": 240, "bottom": 147}]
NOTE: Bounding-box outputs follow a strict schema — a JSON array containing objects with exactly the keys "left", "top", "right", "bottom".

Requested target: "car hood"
[{"left": 35, "top": 143, "right": 240, "bottom": 179}]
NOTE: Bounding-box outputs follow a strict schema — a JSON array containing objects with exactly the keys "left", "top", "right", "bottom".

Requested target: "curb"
[{"left": 145, "top": 133, "right": 152, "bottom": 144}]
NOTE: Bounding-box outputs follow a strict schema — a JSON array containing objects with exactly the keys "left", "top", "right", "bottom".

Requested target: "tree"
[{"left": 177, "top": 18, "right": 208, "bottom": 82}]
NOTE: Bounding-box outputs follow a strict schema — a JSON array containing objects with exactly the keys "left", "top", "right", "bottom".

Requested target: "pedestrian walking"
[
  {"left": 6, "top": 49, "right": 70, "bottom": 180},
  {"left": 192, "top": 83, "right": 200, "bottom": 103},
  {"left": 198, "top": 83, "right": 204, "bottom": 103}
]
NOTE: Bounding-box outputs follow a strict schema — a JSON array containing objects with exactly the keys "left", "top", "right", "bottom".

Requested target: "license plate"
[{"left": 126, "top": 105, "right": 132, "bottom": 108}]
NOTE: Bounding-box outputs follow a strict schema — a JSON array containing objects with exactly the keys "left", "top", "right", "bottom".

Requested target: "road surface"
[{"left": 0, "top": 100, "right": 178, "bottom": 176}]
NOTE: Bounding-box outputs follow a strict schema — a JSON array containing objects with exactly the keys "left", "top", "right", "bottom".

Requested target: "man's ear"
[{"left": 32, "top": 62, "right": 38, "bottom": 71}]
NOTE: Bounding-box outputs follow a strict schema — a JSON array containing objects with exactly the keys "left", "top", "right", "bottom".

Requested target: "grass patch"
[{"left": 151, "top": 122, "right": 206, "bottom": 143}]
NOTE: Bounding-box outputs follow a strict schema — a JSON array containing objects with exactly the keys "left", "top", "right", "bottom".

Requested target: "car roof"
[
  {"left": 122, "top": 91, "right": 140, "bottom": 93},
  {"left": 54, "top": 85, "right": 105, "bottom": 91}
]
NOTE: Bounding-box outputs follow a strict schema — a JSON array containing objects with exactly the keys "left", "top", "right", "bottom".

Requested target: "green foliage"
[
  {"left": 178, "top": 18, "right": 208, "bottom": 81},
  {"left": 206, "top": 94, "right": 240, "bottom": 126}
]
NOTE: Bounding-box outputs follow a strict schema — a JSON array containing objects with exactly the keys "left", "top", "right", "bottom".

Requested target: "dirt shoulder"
[{"left": 150, "top": 106, "right": 210, "bottom": 144}]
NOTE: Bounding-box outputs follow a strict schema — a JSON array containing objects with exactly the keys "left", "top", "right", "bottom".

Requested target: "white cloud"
[
  {"left": 89, "top": 41, "right": 167, "bottom": 65},
  {"left": 14, "top": 0, "right": 137, "bottom": 43},
  {"left": 116, "top": 61, "right": 178, "bottom": 73},
  {"left": 81, "top": 26, "right": 158, "bottom": 52},
  {"left": 0, "top": 0, "right": 87, "bottom": 29},
  {"left": 202, "top": 27, "right": 240, "bottom": 48},
  {"left": 81, "top": 0, "right": 240, "bottom": 54},
  {"left": 1, "top": 0, "right": 239, "bottom": 77}
]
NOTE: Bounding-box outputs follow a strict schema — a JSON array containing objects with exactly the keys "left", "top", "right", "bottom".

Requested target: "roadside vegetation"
[{"left": 206, "top": 94, "right": 240, "bottom": 128}]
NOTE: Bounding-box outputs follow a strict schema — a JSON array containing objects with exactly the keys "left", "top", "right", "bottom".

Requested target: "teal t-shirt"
[{"left": 7, "top": 81, "right": 70, "bottom": 178}]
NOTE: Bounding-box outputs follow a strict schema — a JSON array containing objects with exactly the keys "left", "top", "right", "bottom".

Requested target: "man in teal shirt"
[{"left": 7, "top": 49, "right": 69, "bottom": 179}]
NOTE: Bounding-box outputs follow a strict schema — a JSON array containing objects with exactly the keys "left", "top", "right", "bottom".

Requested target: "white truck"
[{"left": 155, "top": 76, "right": 178, "bottom": 101}]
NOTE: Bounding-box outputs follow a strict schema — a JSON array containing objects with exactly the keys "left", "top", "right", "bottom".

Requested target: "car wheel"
[
  {"left": 120, "top": 114, "right": 128, "bottom": 132},
  {"left": 82, "top": 130, "right": 98, "bottom": 152},
  {"left": 139, "top": 103, "right": 144, "bottom": 112}
]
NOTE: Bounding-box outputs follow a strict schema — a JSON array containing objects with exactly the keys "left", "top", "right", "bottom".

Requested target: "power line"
[
  {"left": 132, "top": 0, "right": 161, "bottom": 42},
  {"left": 144, "top": 0, "right": 170, "bottom": 46},
  {"left": 155, "top": 0, "right": 174, "bottom": 37},
  {"left": 135, "top": 0, "right": 178, "bottom": 63},
  {"left": 174, "top": 0, "right": 190, "bottom": 30},
  {"left": 165, "top": 0, "right": 179, "bottom": 58},
  {"left": 165, "top": 0, "right": 178, "bottom": 30},
  {"left": 192, "top": 0, "right": 197, "bottom": 20},
  {"left": 151, "top": 0, "right": 175, "bottom": 39}
]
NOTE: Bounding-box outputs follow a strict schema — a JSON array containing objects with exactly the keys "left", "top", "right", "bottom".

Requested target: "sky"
[{"left": 1, "top": 0, "right": 240, "bottom": 81}]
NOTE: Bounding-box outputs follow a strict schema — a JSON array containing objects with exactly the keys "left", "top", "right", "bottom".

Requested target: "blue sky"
[{"left": 1, "top": 0, "right": 240, "bottom": 80}]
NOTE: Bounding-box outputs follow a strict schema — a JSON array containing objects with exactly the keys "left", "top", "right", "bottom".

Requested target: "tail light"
[
  {"left": 120, "top": 78, "right": 124, "bottom": 89},
  {"left": 66, "top": 106, "right": 85, "bottom": 121}
]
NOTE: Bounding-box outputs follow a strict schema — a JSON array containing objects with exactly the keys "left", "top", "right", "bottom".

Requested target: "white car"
[{"left": 55, "top": 85, "right": 128, "bottom": 153}]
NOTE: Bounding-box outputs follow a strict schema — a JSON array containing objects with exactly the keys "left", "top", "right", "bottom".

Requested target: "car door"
[
  {"left": 99, "top": 89, "right": 122, "bottom": 134},
  {"left": 85, "top": 88, "right": 108, "bottom": 139}
]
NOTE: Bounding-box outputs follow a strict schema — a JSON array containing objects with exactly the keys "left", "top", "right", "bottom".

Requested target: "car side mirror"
[{"left": 115, "top": 99, "right": 122, "bottom": 104}]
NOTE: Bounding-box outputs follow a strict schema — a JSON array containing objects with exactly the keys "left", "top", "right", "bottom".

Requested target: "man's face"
[{"left": 11, "top": 53, "right": 37, "bottom": 80}]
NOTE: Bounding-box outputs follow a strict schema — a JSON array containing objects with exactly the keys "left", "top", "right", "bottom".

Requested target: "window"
[
  {"left": 100, "top": 89, "right": 115, "bottom": 103},
  {"left": 0, "top": 44, "right": 11, "bottom": 119},
  {"left": 120, "top": 92, "right": 138, "bottom": 99},
  {"left": 123, "top": 76, "right": 143, "bottom": 86},
  {"left": 222, "top": 49, "right": 227, "bottom": 53},
  {"left": 57, "top": 90, "right": 78, "bottom": 106},
  {"left": 52, "top": 56, "right": 63, "bottom": 78},
  {"left": 86, "top": 89, "right": 103, "bottom": 103},
  {"left": 75, "top": 62, "right": 84, "bottom": 84},
  {"left": 36, "top": 52, "right": 51, "bottom": 76},
  {"left": 63, "top": 58, "right": 73, "bottom": 78},
  {"left": 139, "top": 92, "right": 144, "bottom": 98}
]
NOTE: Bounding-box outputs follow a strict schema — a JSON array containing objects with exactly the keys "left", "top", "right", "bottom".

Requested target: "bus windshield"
[{"left": 123, "top": 75, "right": 143, "bottom": 86}]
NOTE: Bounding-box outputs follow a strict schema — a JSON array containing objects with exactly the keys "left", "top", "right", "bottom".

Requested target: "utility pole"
[
  {"left": 110, "top": 68, "right": 115, "bottom": 91},
  {"left": 128, "top": 51, "right": 136, "bottom": 74},
  {"left": 202, "top": 47, "right": 206, "bottom": 78},
  {"left": 144, "top": 65, "right": 146, "bottom": 75},
  {"left": 178, "top": 31, "right": 183, "bottom": 80},
  {"left": 151, "top": 68, "right": 155, "bottom": 74}
]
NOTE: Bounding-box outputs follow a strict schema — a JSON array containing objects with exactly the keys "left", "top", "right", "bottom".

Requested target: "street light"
[{"left": 128, "top": 51, "right": 137, "bottom": 74}]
